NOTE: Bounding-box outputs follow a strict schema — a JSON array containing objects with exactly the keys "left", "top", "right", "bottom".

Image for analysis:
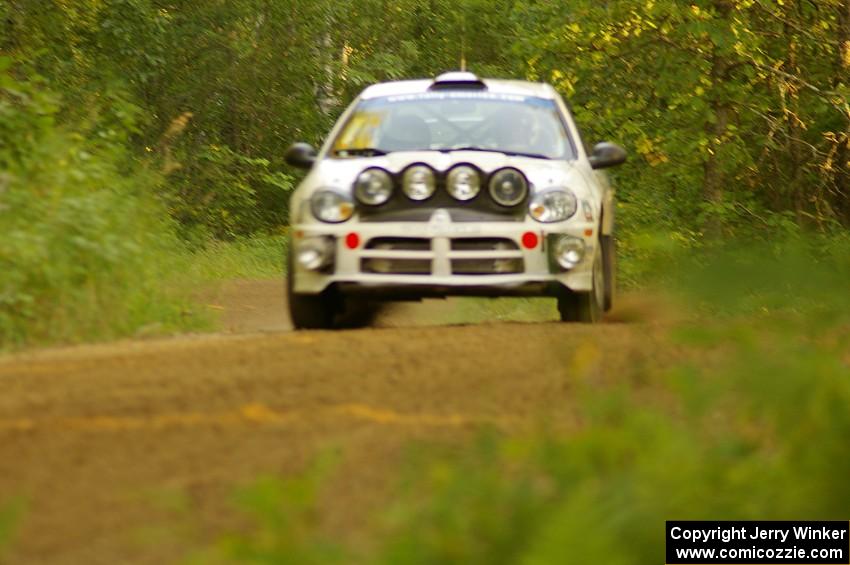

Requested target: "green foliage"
[
  {"left": 191, "top": 461, "right": 343, "bottom": 565},
  {"left": 514, "top": 0, "right": 850, "bottom": 231},
  {"left": 5, "top": 0, "right": 848, "bottom": 237},
  {"left": 0, "top": 63, "right": 207, "bottom": 348},
  {"left": 166, "top": 145, "right": 295, "bottom": 240}
]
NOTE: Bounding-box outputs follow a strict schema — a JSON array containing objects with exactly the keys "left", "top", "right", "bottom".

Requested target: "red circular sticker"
[
  {"left": 345, "top": 233, "right": 361, "bottom": 249},
  {"left": 521, "top": 232, "right": 539, "bottom": 249}
]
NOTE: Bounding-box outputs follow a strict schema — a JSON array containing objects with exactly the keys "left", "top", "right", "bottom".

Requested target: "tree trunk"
[
  {"left": 316, "top": 3, "right": 339, "bottom": 116},
  {"left": 834, "top": 0, "right": 850, "bottom": 223},
  {"left": 783, "top": 16, "right": 806, "bottom": 225},
  {"left": 839, "top": 0, "right": 850, "bottom": 78},
  {"left": 703, "top": 53, "right": 731, "bottom": 236}
]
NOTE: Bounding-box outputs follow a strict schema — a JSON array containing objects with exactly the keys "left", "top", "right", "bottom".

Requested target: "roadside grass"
[
  {"left": 0, "top": 231, "right": 289, "bottom": 352},
  {"left": 0, "top": 156, "right": 212, "bottom": 349},
  {"left": 183, "top": 235, "right": 287, "bottom": 282},
  {"left": 195, "top": 238, "right": 850, "bottom": 565},
  {"left": 0, "top": 227, "right": 287, "bottom": 351}
]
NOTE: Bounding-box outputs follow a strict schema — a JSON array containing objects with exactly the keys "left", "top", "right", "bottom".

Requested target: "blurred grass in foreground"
[
  {"left": 195, "top": 237, "right": 850, "bottom": 565},
  {"left": 0, "top": 499, "right": 24, "bottom": 563}
]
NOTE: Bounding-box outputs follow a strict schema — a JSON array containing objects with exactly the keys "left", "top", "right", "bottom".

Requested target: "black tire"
[
  {"left": 335, "top": 296, "right": 381, "bottom": 329},
  {"left": 286, "top": 245, "right": 337, "bottom": 330},
  {"left": 557, "top": 239, "right": 605, "bottom": 323},
  {"left": 601, "top": 233, "right": 617, "bottom": 312}
]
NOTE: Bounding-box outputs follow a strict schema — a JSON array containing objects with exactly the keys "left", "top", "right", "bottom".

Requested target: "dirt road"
[{"left": 0, "top": 280, "right": 662, "bottom": 564}]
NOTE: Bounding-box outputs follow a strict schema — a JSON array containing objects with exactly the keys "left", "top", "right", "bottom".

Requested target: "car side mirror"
[
  {"left": 588, "top": 142, "right": 627, "bottom": 170},
  {"left": 285, "top": 142, "right": 318, "bottom": 170}
]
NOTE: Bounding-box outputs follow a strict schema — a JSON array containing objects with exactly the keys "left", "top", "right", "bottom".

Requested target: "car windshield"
[{"left": 330, "top": 92, "right": 574, "bottom": 160}]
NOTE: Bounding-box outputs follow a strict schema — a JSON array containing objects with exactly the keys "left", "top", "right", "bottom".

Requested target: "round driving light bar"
[
  {"left": 311, "top": 190, "right": 354, "bottom": 223},
  {"left": 354, "top": 168, "right": 394, "bottom": 206},
  {"left": 529, "top": 189, "right": 578, "bottom": 223},
  {"left": 446, "top": 165, "right": 481, "bottom": 201},
  {"left": 552, "top": 235, "right": 586, "bottom": 270},
  {"left": 489, "top": 168, "right": 528, "bottom": 206},
  {"left": 402, "top": 165, "right": 436, "bottom": 201},
  {"left": 295, "top": 237, "right": 334, "bottom": 271}
]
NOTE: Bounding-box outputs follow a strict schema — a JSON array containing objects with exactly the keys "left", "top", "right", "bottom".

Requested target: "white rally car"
[{"left": 284, "top": 72, "right": 626, "bottom": 329}]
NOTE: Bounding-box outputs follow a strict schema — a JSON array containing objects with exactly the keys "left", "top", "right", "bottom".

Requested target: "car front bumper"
[{"left": 291, "top": 219, "right": 597, "bottom": 297}]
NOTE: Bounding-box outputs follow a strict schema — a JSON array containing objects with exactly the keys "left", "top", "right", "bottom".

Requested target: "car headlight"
[
  {"left": 402, "top": 165, "right": 436, "bottom": 201},
  {"left": 354, "top": 168, "right": 394, "bottom": 206},
  {"left": 446, "top": 165, "right": 481, "bottom": 201},
  {"left": 529, "top": 189, "right": 578, "bottom": 223},
  {"left": 311, "top": 190, "right": 354, "bottom": 223},
  {"left": 489, "top": 168, "right": 528, "bottom": 206}
]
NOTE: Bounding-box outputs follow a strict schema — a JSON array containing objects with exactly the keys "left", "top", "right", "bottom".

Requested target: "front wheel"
[
  {"left": 288, "top": 289, "right": 338, "bottom": 330},
  {"left": 601, "top": 234, "right": 617, "bottom": 312},
  {"left": 557, "top": 241, "right": 605, "bottom": 323},
  {"left": 286, "top": 242, "right": 379, "bottom": 330},
  {"left": 286, "top": 245, "right": 338, "bottom": 329}
]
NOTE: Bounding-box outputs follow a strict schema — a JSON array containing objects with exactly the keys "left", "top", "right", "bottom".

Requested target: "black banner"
[{"left": 666, "top": 521, "right": 849, "bottom": 564}]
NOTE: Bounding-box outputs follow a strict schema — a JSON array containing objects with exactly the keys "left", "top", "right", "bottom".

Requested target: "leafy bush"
[
  {"left": 189, "top": 464, "right": 342, "bottom": 565},
  {"left": 165, "top": 144, "right": 295, "bottom": 240},
  {"left": 0, "top": 60, "right": 206, "bottom": 348}
]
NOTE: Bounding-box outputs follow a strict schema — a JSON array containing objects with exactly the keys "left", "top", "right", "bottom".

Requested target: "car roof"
[{"left": 359, "top": 73, "right": 558, "bottom": 101}]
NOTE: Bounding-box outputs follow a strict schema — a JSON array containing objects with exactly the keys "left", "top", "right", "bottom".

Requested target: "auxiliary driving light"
[
  {"left": 489, "top": 168, "right": 528, "bottom": 206},
  {"left": 354, "top": 168, "right": 394, "bottom": 206},
  {"left": 552, "top": 235, "right": 586, "bottom": 270},
  {"left": 402, "top": 165, "right": 437, "bottom": 201},
  {"left": 295, "top": 237, "right": 334, "bottom": 272},
  {"left": 447, "top": 165, "right": 481, "bottom": 201}
]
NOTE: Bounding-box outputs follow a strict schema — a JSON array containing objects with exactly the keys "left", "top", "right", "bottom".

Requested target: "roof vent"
[{"left": 429, "top": 71, "right": 487, "bottom": 91}]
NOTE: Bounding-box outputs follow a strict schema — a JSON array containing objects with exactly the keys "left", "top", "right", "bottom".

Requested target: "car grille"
[
  {"left": 359, "top": 237, "right": 524, "bottom": 276},
  {"left": 361, "top": 259, "right": 432, "bottom": 275},
  {"left": 365, "top": 237, "right": 431, "bottom": 251},
  {"left": 450, "top": 238, "right": 523, "bottom": 275},
  {"left": 451, "top": 238, "right": 519, "bottom": 252},
  {"left": 361, "top": 238, "right": 432, "bottom": 275},
  {"left": 451, "top": 259, "right": 524, "bottom": 275}
]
